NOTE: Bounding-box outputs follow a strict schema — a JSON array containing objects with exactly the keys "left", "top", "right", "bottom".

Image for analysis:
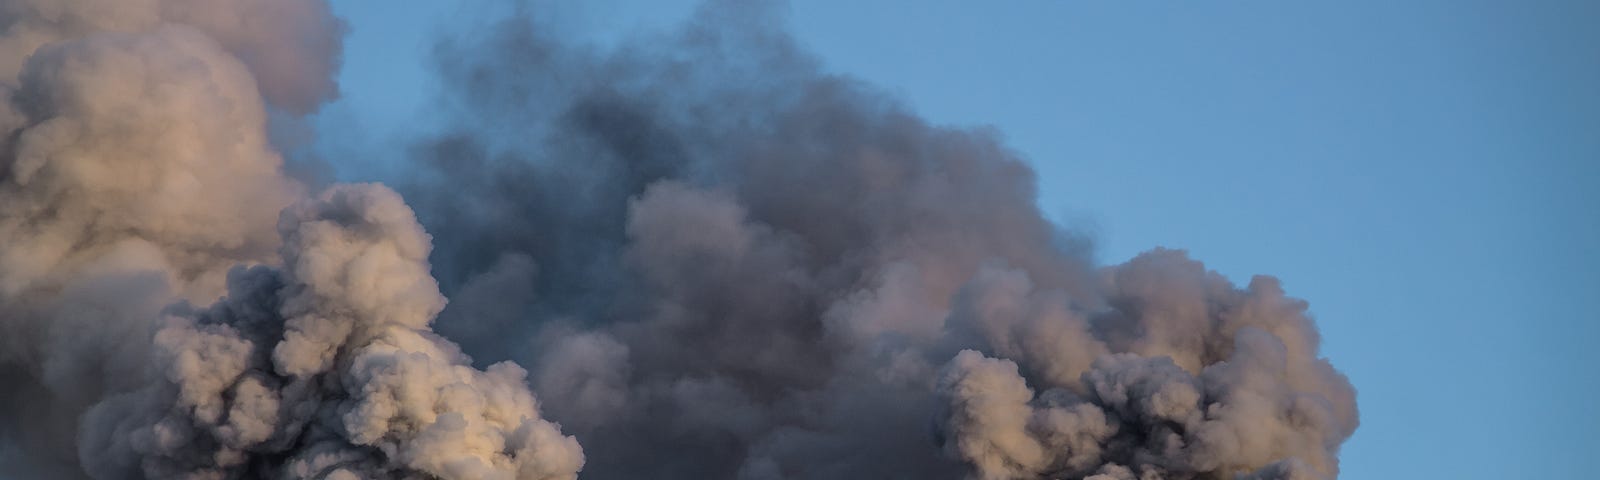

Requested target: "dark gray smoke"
[
  {"left": 404, "top": 2, "right": 1358, "bottom": 479},
  {"left": 0, "top": 0, "right": 1358, "bottom": 478}
]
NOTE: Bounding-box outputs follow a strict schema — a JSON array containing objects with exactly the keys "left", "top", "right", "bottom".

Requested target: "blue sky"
[{"left": 323, "top": 1, "right": 1599, "bottom": 478}]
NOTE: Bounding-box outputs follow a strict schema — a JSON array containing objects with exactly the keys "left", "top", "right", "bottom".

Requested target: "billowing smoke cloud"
[
  {"left": 401, "top": 2, "right": 1359, "bottom": 479},
  {"left": 0, "top": 0, "right": 1358, "bottom": 478},
  {"left": 80, "top": 185, "right": 581, "bottom": 479},
  {"left": 0, "top": 0, "right": 345, "bottom": 114},
  {"left": 0, "top": 0, "right": 579, "bottom": 478}
]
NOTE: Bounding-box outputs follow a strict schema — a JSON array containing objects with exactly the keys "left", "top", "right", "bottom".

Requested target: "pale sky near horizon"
[{"left": 321, "top": 1, "right": 1599, "bottom": 478}]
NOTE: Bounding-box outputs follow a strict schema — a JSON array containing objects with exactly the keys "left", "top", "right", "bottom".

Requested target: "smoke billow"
[
  {"left": 0, "top": 0, "right": 1358, "bottom": 479},
  {"left": 77, "top": 185, "right": 583, "bottom": 479},
  {"left": 402, "top": 2, "right": 1358, "bottom": 479},
  {"left": 0, "top": 0, "right": 579, "bottom": 478}
]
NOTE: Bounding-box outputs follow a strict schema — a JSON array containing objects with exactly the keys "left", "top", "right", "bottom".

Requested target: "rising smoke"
[
  {"left": 0, "top": 1, "right": 1357, "bottom": 479},
  {"left": 0, "top": 1, "right": 578, "bottom": 478}
]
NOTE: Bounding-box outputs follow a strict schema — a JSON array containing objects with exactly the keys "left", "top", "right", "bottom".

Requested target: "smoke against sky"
[
  {"left": 0, "top": 1, "right": 576, "bottom": 478},
  {"left": 397, "top": 4, "right": 1355, "bottom": 478},
  {"left": 0, "top": 0, "right": 1530, "bottom": 478}
]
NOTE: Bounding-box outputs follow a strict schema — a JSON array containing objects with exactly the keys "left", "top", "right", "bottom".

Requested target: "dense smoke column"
[
  {"left": 408, "top": 2, "right": 1357, "bottom": 479},
  {"left": 0, "top": 0, "right": 583, "bottom": 478}
]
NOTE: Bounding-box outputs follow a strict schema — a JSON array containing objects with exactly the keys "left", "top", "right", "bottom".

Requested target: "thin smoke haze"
[{"left": 0, "top": 1, "right": 1357, "bottom": 479}]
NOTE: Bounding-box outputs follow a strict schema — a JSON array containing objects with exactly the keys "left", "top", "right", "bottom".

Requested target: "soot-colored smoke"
[
  {"left": 0, "top": 1, "right": 1357, "bottom": 479},
  {"left": 406, "top": 2, "right": 1357, "bottom": 479}
]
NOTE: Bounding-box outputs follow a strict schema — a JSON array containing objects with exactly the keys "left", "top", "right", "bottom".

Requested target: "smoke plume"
[
  {"left": 403, "top": 2, "right": 1358, "bottom": 479},
  {"left": 0, "top": 0, "right": 579, "bottom": 478},
  {"left": 0, "top": 0, "right": 1358, "bottom": 479}
]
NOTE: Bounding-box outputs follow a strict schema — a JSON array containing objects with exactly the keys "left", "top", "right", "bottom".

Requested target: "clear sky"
[{"left": 322, "top": 1, "right": 1599, "bottom": 478}]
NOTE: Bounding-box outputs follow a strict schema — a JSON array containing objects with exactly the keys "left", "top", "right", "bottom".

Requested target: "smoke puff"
[
  {"left": 79, "top": 185, "right": 583, "bottom": 479},
  {"left": 0, "top": 0, "right": 344, "bottom": 113}
]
